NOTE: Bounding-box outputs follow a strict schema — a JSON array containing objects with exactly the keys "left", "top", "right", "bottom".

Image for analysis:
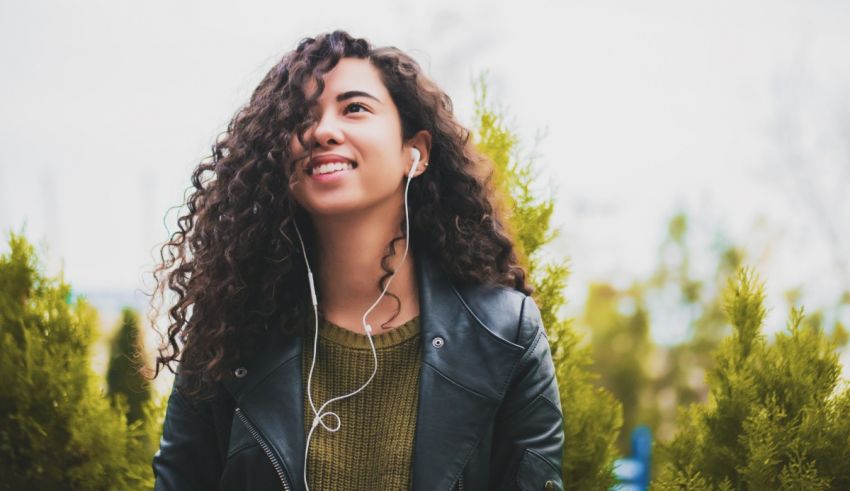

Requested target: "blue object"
[{"left": 611, "top": 425, "right": 652, "bottom": 490}]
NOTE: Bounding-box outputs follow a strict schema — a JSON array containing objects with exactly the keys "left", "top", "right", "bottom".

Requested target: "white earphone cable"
[{"left": 295, "top": 149, "right": 420, "bottom": 490}]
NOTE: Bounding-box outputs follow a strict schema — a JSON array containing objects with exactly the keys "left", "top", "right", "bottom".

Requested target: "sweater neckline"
[{"left": 314, "top": 315, "right": 421, "bottom": 349}]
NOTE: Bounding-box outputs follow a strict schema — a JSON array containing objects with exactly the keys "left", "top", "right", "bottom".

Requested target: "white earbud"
[{"left": 408, "top": 148, "right": 421, "bottom": 179}]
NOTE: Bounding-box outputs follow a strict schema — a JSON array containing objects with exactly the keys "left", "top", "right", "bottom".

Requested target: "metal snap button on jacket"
[
  {"left": 431, "top": 336, "right": 445, "bottom": 348},
  {"left": 234, "top": 367, "right": 248, "bottom": 378},
  {"left": 544, "top": 479, "right": 555, "bottom": 491}
]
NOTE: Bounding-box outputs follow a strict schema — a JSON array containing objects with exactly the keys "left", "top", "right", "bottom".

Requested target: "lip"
[{"left": 307, "top": 153, "right": 358, "bottom": 175}]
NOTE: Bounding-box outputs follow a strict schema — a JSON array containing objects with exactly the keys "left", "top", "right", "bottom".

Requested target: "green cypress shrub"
[
  {"left": 0, "top": 232, "right": 158, "bottom": 490},
  {"left": 472, "top": 75, "right": 623, "bottom": 490},
  {"left": 655, "top": 267, "right": 850, "bottom": 490},
  {"left": 106, "top": 307, "right": 151, "bottom": 423}
]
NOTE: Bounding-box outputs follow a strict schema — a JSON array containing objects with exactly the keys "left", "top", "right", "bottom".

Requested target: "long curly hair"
[{"left": 150, "top": 30, "right": 531, "bottom": 399}]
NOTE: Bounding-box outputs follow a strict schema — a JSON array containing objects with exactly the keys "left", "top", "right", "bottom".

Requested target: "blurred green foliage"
[
  {"left": 0, "top": 232, "right": 162, "bottom": 490},
  {"left": 576, "top": 212, "right": 744, "bottom": 455},
  {"left": 107, "top": 307, "right": 152, "bottom": 424},
  {"left": 472, "top": 73, "right": 623, "bottom": 490},
  {"left": 655, "top": 268, "right": 850, "bottom": 489},
  {"left": 575, "top": 208, "right": 849, "bottom": 480}
]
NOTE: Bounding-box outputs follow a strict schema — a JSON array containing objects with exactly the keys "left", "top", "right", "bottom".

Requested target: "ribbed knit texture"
[{"left": 302, "top": 315, "right": 422, "bottom": 491}]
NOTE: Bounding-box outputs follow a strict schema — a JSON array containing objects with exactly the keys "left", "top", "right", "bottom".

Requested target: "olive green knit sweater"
[{"left": 301, "top": 315, "right": 422, "bottom": 490}]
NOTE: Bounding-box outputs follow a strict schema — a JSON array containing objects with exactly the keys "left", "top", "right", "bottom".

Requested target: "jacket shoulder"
[{"left": 453, "top": 282, "right": 543, "bottom": 350}]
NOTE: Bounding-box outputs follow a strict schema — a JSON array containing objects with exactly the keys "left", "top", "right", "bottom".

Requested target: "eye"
[{"left": 343, "top": 102, "right": 369, "bottom": 114}]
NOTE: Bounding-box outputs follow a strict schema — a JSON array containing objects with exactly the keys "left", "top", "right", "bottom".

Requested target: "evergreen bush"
[
  {"left": 0, "top": 232, "right": 160, "bottom": 490},
  {"left": 472, "top": 75, "right": 623, "bottom": 490},
  {"left": 106, "top": 307, "right": 152, "bottom": 424},
  {"left": 655, "top": 267, "right": 850, "bottom": 490}
]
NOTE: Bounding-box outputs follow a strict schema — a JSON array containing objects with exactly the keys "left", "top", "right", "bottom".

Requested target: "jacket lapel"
[
  {"left": 222, "top": 323, "right": 306, "bottom": 490},
  {"left": 221, "top": 252, "right": 526, "bottom": 491},
  {"left": 410, "top": 254, "right": 526, "bottom": 490}
]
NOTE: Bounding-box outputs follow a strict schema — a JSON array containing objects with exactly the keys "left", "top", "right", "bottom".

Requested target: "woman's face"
[{"left": 288, "top": 57, "right": 418, "bottom": 219}]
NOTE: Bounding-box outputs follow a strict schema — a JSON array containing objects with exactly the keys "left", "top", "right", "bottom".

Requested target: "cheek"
[{"left": 357, "top": 125, "right": 404, "bottom": 168}]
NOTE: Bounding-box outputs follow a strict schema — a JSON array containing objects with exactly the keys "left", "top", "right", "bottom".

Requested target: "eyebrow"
[{"left": 336, "top": 90, "right": 382, "bottom": 104}]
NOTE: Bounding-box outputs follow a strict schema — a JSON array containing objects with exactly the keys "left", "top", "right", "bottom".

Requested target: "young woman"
[{"left": 151, "top": 30, "right": 565, "bottom": 491}]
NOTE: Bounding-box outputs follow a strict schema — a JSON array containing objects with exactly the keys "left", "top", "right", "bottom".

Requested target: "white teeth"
[{"left": 312, "top": 161, "right": 354, "bottom": 175}]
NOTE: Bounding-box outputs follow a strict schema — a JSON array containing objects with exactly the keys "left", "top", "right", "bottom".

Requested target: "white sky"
[{"left": 1, "top": 0, "right": 849, "bottom": 350}]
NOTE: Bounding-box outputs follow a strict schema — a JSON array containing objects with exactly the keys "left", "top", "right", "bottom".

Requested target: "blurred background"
[{"left": 2, "top": 0, "right": 849, "bottom": 485}]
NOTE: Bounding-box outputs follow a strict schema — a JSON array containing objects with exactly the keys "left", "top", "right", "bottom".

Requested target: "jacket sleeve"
[
  {"left": 491, "top": 295, "right": 565, "bottom": 490},
  {"left": 152, "top": 377, "right": 224, "bottom": 491}
]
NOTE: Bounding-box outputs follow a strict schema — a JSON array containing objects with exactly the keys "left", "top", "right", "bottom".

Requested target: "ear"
[{"left": 404, "top": 130, "right": 432, "bottom": 178}]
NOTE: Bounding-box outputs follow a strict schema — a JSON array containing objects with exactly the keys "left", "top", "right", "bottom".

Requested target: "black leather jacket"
[{"left": 153, "top": 253, "right": 565, "bottom": 490}]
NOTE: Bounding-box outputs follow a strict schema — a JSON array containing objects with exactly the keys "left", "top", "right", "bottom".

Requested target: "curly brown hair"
[{"left": 150, "top": 30, "right": 531, "bottom": 399}]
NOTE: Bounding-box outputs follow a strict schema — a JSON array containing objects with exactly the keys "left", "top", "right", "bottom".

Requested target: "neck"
[{"left": 310, "top": 206, "right": 419, "bottom": 334}]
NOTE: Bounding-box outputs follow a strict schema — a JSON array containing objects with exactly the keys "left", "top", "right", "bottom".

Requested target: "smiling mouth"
[{"left": 307, "top": 161, "right": 358, "bottom": 176}]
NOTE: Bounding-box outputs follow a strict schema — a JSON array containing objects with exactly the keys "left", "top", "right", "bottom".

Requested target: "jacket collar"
[{"left": 222, "top": 252, "right": 526, "bottom": 491}]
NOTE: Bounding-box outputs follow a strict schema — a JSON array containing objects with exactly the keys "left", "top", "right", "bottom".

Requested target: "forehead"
[{"left": 304, "top": 57, "right": 389, "bottom": 102}]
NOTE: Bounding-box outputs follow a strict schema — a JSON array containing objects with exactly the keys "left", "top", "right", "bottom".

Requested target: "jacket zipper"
[
  {"left": 235, "top": 407, "right": 292, "bottom": 491},
  {"left": 454, "top": 475, "right": 465, "bottom": 491}
]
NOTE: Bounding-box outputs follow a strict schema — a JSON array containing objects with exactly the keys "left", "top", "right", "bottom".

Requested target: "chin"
[
  {"left": 297, "top": 191, "right": 401, "bottom": 220},
  {"left": 300, "top": 199, "right": 366, "bottom": 218}
]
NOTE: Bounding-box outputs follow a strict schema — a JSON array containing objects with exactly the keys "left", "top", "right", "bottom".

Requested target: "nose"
[{"left": 309, "top": 111, "right": 345, "bottom": 148}]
